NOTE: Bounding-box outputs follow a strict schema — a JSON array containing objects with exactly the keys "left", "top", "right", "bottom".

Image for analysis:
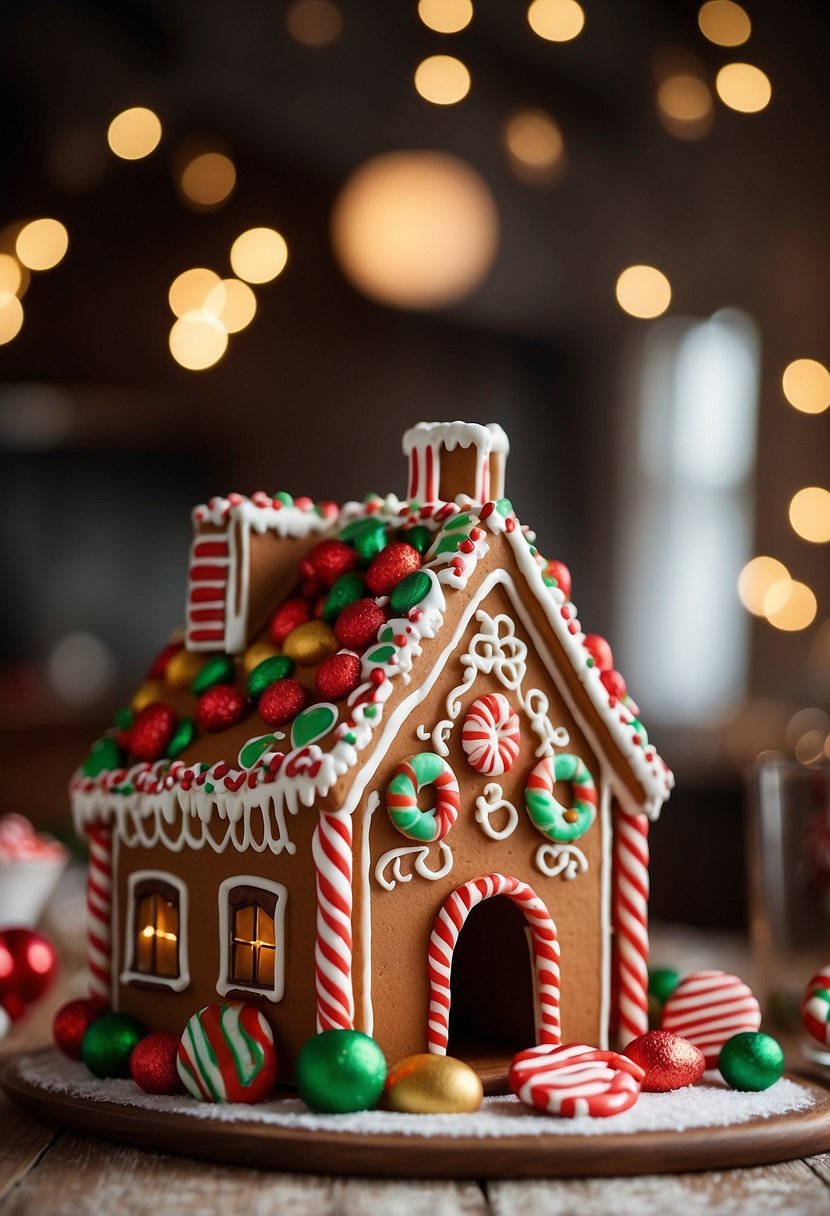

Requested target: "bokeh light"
[
  {"left": 527, "top": 0, "right": 585, "bottom": 43},
  {"left": 715, "top": 63, "right": 771, "bottom": 113},
  {"left": 0, "top": 254, "right": 22, "bottom": 296},
  {"left": 169, "top": 268, "right": 221, "bottom": 318},
  {"left": 286, "top": 0, "right": 343, "bottom": 46},
  {"left": 414, "top": 55, "right": 471, "bottom": 105},
  {"left": 0, "top": 293, "right": 24, "bottom": 344},
  {"left": 789, "top": 487, "right": 830, "bottom": 544},
  {"left": 204, "top": 279, "right": 257, "bottom": 333},
  {"left": 738, "top": 556, "right": 790, "bottom": 616},
  {"left": 331, "top": 151, "right": 499, "bottom": 311},
  {"left": 615, "top": 265, "right": 671, "bottom": 319},
  {"left": 48, "top": 632, "right": 116, "bottom": 705},
  {"left": 179, "top": 152, "right": 237, "bottom": 210},
  {"left": 169, "top": 311, "right": 228, "bottom": 370},
  {"left": 698, "top": 1, "right": 751, "bottom": 47},
  {"left": 763, "top": 579, "right": 817, "bottom": 632},
  {"left": 782, "top": 358, "right": 830, "bottom": 415},
  {"left": 418, "top": 0, "right": 473, "bottom": 33},
  {"left": 230, "top": 228, "right": 289, "bottom": 284},
  {"left": 657, "top": 75, "right": 713, "bottom": 139},
  {"left": 15, "top": 219, "right": 68, "bottom": 271},
  {"left": 504, "top": 109, "right": 565, "bottom": 183},
  {"left": 107, "top": 107, "right": 163, "bottom": 160}
]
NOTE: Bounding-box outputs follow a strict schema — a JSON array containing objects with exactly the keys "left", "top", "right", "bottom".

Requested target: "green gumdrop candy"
[
  {"left": 82, "top": 736, "right": 123, "bottom": 777},
  {"left": 296, "top": 1029, "right": 387, "bottom": 1113},
  {"left": 389, "top": 570, "right": 432, "bottom": 616},
  {"left": 322, "top": 573, "right": 366, "bottom": 622},
  {"left": 113, "top": 707, "right": 134, "bottom": 731},
  {"left": 648, "top": 967, "right": 682, "bottom": 1007},
  {"left": 401, "top": 525, "right": 432, "bottom": 556},
  {"left": 247, "top": 655, "right": 296, "bottom": 701},
  {"left": 166, "top": 717, "right": 197, "bottom": 759},
  {"left": 191, "top": 654, "right": 236, "bottom": 695}
]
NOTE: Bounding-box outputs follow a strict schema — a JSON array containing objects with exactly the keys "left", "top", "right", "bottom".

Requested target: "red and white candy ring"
[
  {"left": 509, "top": 1043, "right": 644, "bottom": 1118},
  {"left": 461, "top": 694, "right": 521, "bottom": 776}
]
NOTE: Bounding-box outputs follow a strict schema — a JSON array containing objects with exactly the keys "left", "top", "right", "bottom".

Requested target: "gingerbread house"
[{"left": 71, "top": 421, "right": 673, "bottom": 1081}]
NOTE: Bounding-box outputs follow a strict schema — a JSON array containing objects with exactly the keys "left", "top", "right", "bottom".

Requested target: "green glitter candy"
[
  {"left": 718, "top": 1032, "right": 784, "bottom": 1092},
  {"left": 247, "top": 655, "right": 296, "bottom": 701},
  {"left": 191, "top": 653, "right": 236, "bottom": 695}
]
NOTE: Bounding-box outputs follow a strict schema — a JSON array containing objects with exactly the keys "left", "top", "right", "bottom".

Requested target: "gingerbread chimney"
[{"left": 402, "top": 421, "right": 509, "bottom": 505}]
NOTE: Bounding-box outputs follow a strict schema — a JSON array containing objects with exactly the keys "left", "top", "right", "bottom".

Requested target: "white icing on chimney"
[{"left": 402, "top": 421, "right": 510, "bottom": 504}]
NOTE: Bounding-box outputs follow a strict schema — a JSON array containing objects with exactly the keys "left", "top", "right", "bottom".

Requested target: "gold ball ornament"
[
  {"left": 243, "top": 639, "right": 280, "bottom": 675},
  {"left": 282, "top": 620, "right": 338, "bottom": 666},
  {"left": 385, "top": 1053, "right": 483, "bottom": 1114},
  {"left": 131, "top": 680, "right": 167, "bottom": 713},
  {"left": 164, "top": 648, "right": 205, "bottom": 690}
]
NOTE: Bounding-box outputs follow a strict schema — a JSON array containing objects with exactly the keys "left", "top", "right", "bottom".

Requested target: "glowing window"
[
  {"left": 218, "top": 877, "right": 287, "bottom": 1002},
  {"left": 122, "top": 871, "right": 189, "bottom": 991}
]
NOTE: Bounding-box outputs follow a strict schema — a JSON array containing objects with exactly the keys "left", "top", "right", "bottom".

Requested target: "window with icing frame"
[
  {"left": 217, "top": 876, "right": 287, "bottom": 1002},
  {"left": 121, "top": 870, "right": 190, "bottom": 992}
]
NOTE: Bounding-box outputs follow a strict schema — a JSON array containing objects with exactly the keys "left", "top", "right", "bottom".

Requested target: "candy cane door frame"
[{"left": 427, "top": 874, "right": 562, "bottom": 1056}]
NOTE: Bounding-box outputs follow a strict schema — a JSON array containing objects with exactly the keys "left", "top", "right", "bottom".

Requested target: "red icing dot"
[
  {"left": 366, "top": 543, "right": 421, "bottom": 597},
  {"left": 123, "top": 703, "right": 177, "bottom": 762},
  {"left": 269, "top": 598, "right": 311, "bottom": 647},
  {"left": 299, "top": 539, "right": 358, "bottom": 589},
  {"left": 315, "top": 652, "right": 361, "bottom": 701},
  {"left": 334, "top": 598, "right": 386, "bottom": 651},
  {"left": 259, "top": 678, "right": 308, "bottom": 727},
  {"left": 546, "top": 559, "right": 571, "bottom": 600},
  {"left": 196, "top": 685, "right": 248, "bottom": 733},
  {"left": 370, "top": 668, "right": 386, "bottom": 686},
  {"left": 601, "top": 669, "right": 627, "bottom": 699},
  {"left": 584, "top": 634, "right": 614, "bottom": 672}
]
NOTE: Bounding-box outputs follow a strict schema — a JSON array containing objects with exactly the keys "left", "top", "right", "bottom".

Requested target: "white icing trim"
[
  {"left": 359, "top": 792, "right": 379, "bottom": 1036},
  {"left": 374, "top": 842, "right": 454, "bottom": 891},
  {"left": 402, "top": 421, "right": 510, "bottom": 456},
  {"left": 121, "top": 869, "right": 190, "bottom": 992},
  {"left": 215, "top": 875, "right": 287, "bottom": 1002},
  {"left": 475, "top": 783, "right": 519, "bottom": 841}
]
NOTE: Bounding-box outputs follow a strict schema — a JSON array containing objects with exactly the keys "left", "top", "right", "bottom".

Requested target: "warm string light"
[
  {"left": 527, "top": 0, "right": 585, "bottom": 42},
  {"left": 178, "top": 151, "right": 237, "bottom": 210},
  {"left": 698, "top": 1, "right": 751, "bottom": 47},
  {"left": 141, "top": 925, "right": 178, "bottom": 942},
  {"left": 15, "top": 219, "right": 68, "bottom": 271},
  {"left": 286, "top": 0, "right": 343, "bottom": 47},
  {"left": 504, "top": 109, "right": 565, "bottom": 183},
  {"left": 789, "top": 487, "right": 830, "bottom": 544},
  {"left": 656, "top": 74, "right": 713, "bottom": 140},
  {"left": 169, "top": 311, "right": 228, "bottom": 371},
  {"left": 715, "top": 63, "right": 771, "bottom": 113},
  {"left": 418, "top": 0, "right": 473, "bottom": 34},
  {"left": 414, "top": 55, "right": 471, "bottom": 105},
  {"left": 738, "top": 556, "right": 789, "bottom": 616},
  {"left": 782, "top": 359, "right": 830, "bottom": 415},
  {"left": 0, "top": 293, "right": 24, "bottom": 345},
  {"left": 229, "top": 228, "right": 289, "bottom": 284},
  {"left": 762, "top": 579, "right": 817, "bottom": 632},
  {"left": 107, "top": 107, "right": 162, "bottom": 160},
  {"left": 615, "top": 265, "right": 671, "bottom": 319}
]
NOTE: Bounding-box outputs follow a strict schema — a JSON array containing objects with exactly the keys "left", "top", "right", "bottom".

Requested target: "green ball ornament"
[
  {"left": 82, "top": 1012, "right": 145, "bottom": 1078},
  {"left": 296, "top": 1029, "right": 387, "bottom": 1113},
  {"left": 648, "top": 966, "right": 682, "bottom": 1007},
  {"left": 718, "top": 1032, "right": 784, "bottom": 1092}
]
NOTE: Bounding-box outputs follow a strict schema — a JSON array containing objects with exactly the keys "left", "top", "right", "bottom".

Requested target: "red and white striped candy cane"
[
  {"left": 312, "top": 810, "right": 355, "bottom": 1032},
  {"left": 614, "top": 811, "right": 650, "bottom": 1046},
  {"left": 428, "top": 874, "right": 561, "bottom": 1055},
  {"left": 86, "top": 824, "right": 113, "bottom": 1005}
]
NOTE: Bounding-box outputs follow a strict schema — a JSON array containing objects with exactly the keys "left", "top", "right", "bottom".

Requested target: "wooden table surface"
[{"left": 3, "top": 983, "right": 830, "bottom": 1214}]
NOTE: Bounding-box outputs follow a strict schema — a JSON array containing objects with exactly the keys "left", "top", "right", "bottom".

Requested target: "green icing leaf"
[
  {"left": 239, "top": 733, "right": 277, "bottom": 769},
  {"left": 379, "top": 626, "right": 395, "bottom": 643},
  {"left": 444, "top": 513, "right": 471, "bottom": 531},
  {"left": 113, "top": 707, "right": 134, "bottom": 731},
  {"left": 166, "top": 717, "right": 196, "bottom": 760},
  {"left": 434, "top": 533, "right": 462, "bottom": 556},
  {"left": 364, "top": 644, "right": 396, "bottom": 666},
  {"left": 291, "top": 704, "right": 337, "bottom": 749}
]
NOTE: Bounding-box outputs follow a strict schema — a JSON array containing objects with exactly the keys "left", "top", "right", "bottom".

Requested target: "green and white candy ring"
[
  {"left": 524, "top": 754, "right": 597, "bottom": 843},
  {"left": 386, "top": 752, "right": 460, "bottom": 842}
]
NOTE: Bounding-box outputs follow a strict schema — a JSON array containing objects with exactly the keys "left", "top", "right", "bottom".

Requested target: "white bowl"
[{"left": 0, "top": 852, "right": 69, "bottom": 929}]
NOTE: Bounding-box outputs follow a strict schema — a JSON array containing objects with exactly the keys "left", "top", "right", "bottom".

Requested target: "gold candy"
[
  {"left": 282, "top": 620, "right": 338, "bottom": 666},
  {"left": 385, "top": 1054, "right": 483, "bottom": 1114},
  {"left": 243, "top": 638, "right": 280, "bottom": 675},
  {"left": 131, "top": 679, "right": 167, "bottom": 713},
  {"left": 164, "top": 648, "right": 204, "bottom": 690}
]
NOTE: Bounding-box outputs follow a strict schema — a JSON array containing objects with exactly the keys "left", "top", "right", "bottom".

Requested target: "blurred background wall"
[{"left": 0, "top": 0, "right": 828, "bottom": 929}]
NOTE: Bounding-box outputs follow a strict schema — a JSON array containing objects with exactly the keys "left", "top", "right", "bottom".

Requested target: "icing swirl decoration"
[
  {"left": 524, "top": 753, "right": 597, "bottom": 843},
  {"left": 461, "top": 693, "right": 520, "bottom": 776},
  {"left": 386, "top": 753, "right": 460, "bottom": 843}
]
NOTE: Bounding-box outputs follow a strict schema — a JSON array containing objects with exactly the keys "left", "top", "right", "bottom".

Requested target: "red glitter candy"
[
  {"left": 146, "top": 639, "right": 183, "bottom": 680},
  {"left": 365, "top": 543, "right": 421, "bottom": 597},
  {"left": 545, "top": 559, "right": 571, "bottom": 600},
  {"left": 123, "top": 703, "right": 177, "bottom": 762},
  {"left": 196, "top": 685, "right": 247, "bottom": 733},
  {"left": 334, "top": 599, "right": 386, "bottom": 651},
  {"left": 623, "top": 1030, "right": 705, "bottom": 1093},
  {"left": 584, "top": 634, "right": 614, "bottom": 672},
  {"left": 299, "top": 539, "right": 358, "bottom": 589},
  {"left": 130, "top": 1031, "right": 183, "bottom": 1095},
  {"left": 601, "top": 669, "right": 627, "bottom": 699},
  {"left": 53, "top": 998, "right": 107, "bottom": 1060},
  {"left": 259, "top": 678, "right": 309, "bottom": 727},
  {"left": 315, "top": 652, "right": 361, "bottom": 701},
  {"left": 269, "top": 598, "right": 311, "bottom": 646}
]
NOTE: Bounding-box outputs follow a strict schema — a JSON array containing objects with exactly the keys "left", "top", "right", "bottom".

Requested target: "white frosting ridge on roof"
[
  {"left": 402, "top": 421, "right": 510, "bottom": 456},
  {"left": 192, "top": 493, "right": 339, "bottom": 537}
]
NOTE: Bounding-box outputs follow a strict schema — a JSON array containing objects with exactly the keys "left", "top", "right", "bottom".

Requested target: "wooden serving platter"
[{"left": 4, "top": 1050, "right": 830, "bottom": 1179}]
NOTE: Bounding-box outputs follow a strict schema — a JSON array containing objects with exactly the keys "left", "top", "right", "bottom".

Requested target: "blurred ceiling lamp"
[
  {"left": 615, "top": 265, "right": 671, "bottom": 319},
  {"left": 286, "top": 0, "right": 343, "bottom": 47},
  {"left": 698, "top": 0, "right": 751, "bottom": 47},
  {"left": 230, "top": 228, "right": 288, "bottom": 284},
  {"left": 0, "top": 293, "right": 24, "bottom": 345},
  {"left": 715, "top": 63, "right": 771, "bottom": 113},
  {"left": 504, "top": 109, "right": 565, "bottom": 184},
  {"left": 169, "top": 311, "right": 228, "bottom": 371},
  {"left": 657, "top": 74, "right": 713, "bottom": 139},
  {"left": 414, "top": 55, "right": 470, "bottom": 105},
  {"left": 169, "top": 268, "right": 221, "bottom": 318},
  {"left": 782, "top": 358, "right": 830, "bottom": 415},
  {"left": 418, "top": 0, "right": 473, "bottom": 34},
  {"left": 331, "top": 151, "right": 499, "bottom": 311},
  {"left": 527, "top": 0, "right": 585, "bottom": 43},
  {"left": 790, "top": 487, "right": 830, "bottom": 544},
  {"left": 15, "top": 219, "right": 68, "bottom": 271},
  {"left": 738, "top": 555, "right": 789, "bottom": 615},
  {"left": 204, "top": 279, "right": 257, "bottom": 333},
  {"left": 0, "top": 254, "right": 22, "bottom": 296},
  {"left": 763, "top": 578, "right": 817, "bottom": 632},
  {"left": 179, "top": 151, "right": 237, "bottom": 211},
  {"left": 107, "top": 107, "right": 162, "bottom": 160}
]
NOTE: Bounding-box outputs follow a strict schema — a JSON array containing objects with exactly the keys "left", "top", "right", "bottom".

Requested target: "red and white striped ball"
[
  {"left": 801, "top": 965, "right": 830, "bottom": 1046},
  {"left": 508, "top": 1043, "right": 644, "bottom": 1118},
  {"left": 461, "top": 694, "right": 521, "bottom": 777},
  {"left": 660, "top": 971, "right": 761, "bottom": 1068},
  {"left": 177, "top": 1003, "right": 277, "bottom": 1104}
]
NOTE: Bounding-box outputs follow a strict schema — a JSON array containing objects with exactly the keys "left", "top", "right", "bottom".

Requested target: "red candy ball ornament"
[
  {"left": 130, "top": 1031, "right": 183, "bottom": 1095},
  {"left": 365, "top": 543, "right": 421, "bottom": 597},
  {"left": 335, "top": 599, "right": 387, "bottom": 651},
  {"left": 121, "top": 703, "right": 177, "bottom": 762},
  {"left": 259, "top": 678, "right": 309, "bottom": 727},
  {"left": 269, "top": 598, "right": 311, "bottom": 647},
  {"left": 316, "top": 652, "right": 361, "bottom": 701},
  {"left": 584, "top": 634, "right": 614, "bottom": 672},
  {"left": 0, "top": 928, "right": 59, "bottom": 1019},
  {"left": 623, "top": 1030, "right": 706, "bottom": 1093},
  {"left": 196, "top": 685, "right": 248, "bottom": 733},
  {"left": 300, "top": 540, "right": 358, "bottom": 589},
  {"left": 53, "top": 998, "right": 108, "bottom": 1060},
  {"left": 545, "top": 559, "right": 572, "bottom": 601}
]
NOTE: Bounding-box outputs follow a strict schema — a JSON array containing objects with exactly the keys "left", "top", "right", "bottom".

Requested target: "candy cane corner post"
[{"left": 614, "top": 810, "right": 650, "bottom": 1047}]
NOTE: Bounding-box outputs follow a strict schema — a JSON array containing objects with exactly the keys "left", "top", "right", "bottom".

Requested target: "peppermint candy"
[
  {"left": 177, "top": 1002, "right": 277, "bottom": 1103},
  {"left": 660, "top": 971, "right": 761, "bottom": 1068},
  {"left": 509, "top": 1043, "right": 644, "bottom": 1117},
  {"left": 802, "top": 965, "right": 830, "bottom": 1047},
  {"left": 461, "top": 694, "right": 521, "bottom": 776}
]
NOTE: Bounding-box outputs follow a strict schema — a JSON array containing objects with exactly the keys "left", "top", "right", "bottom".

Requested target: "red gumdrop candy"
[
  {"left": 259, "top": 678, "right": 309, "bottom": 727},
  {"left": 584, "top": 634, "right": 614, "bottom": 672},
  {"left": 53, "top": 998, "right": 107, "bottom": 1059},
  {"left": 623, "top": 1030, "right": 706, "bottom": 1093},
  {"left": 365, "top": 543, "right": 421, "bottom": 597},
  {"left": 269, "top": 598, "right": 311, "bottom": 647},
  {"left": 316, "top": 652, "right": 361, "bottom": 701},
  {"left": 601, "top": 669, "right": 627, "bottom": 699},
  {"left": 124, "top": 703, "right": 177, "bottom": 762},
  {"left": 130, "top": 1031, "right": 183, "bottom": 1095},
  {"left": 299, "top": 540, "right": 358, "bottom": 589},
  {"left": 334, "top": 599, "right": 387, "bottom": 651},
  {"left": 546, "top": 559, "right": 572, "bottom": 601},
  {"left": 196, "top": 685, "right": 248, "bottom": 732}
]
